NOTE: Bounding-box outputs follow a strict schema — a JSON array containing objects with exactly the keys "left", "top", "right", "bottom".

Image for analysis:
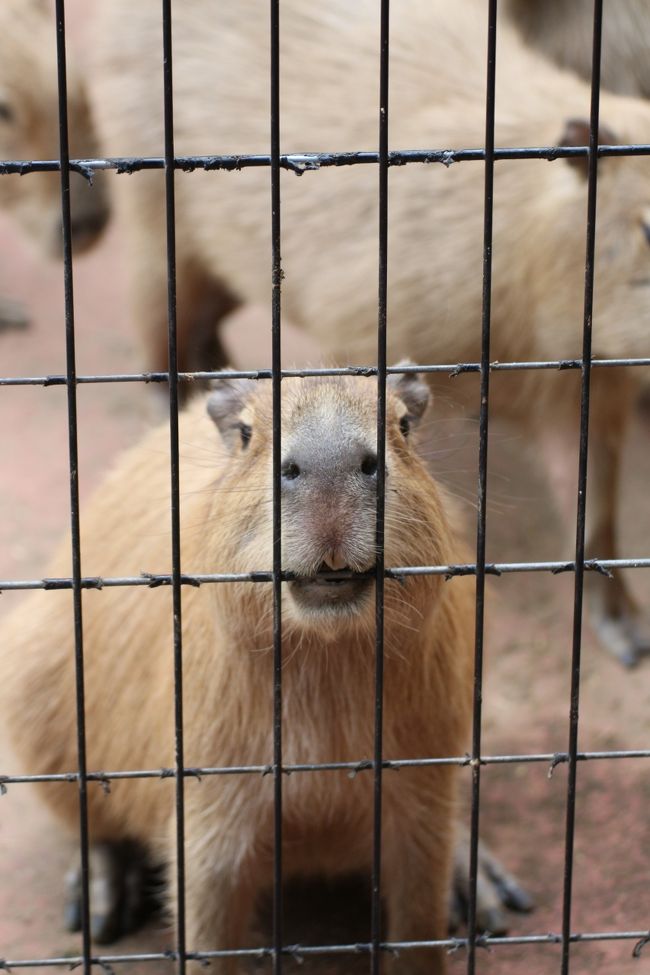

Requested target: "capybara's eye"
[
  {"left": 399, "top": 415, "right": 411, "bottom": 438},
  {"left": 281, "top": 461, "right": 300, "bottom": 480},
  {"left": 0, "top": 102, "right": 13, "bottom": 123},
  {"left": 239, "top": 423, "right": 252, "bottom": 449},
  {"left": 361, "top": 453, "right": 378, "bottom": 477},
  {"left": 642, "top": 221, "right": 650, "bottom": 246}
]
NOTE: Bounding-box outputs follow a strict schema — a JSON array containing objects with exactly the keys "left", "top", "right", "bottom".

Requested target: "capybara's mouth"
[{"left": 289, "top": 564, "right": 373, "bottom": 612}]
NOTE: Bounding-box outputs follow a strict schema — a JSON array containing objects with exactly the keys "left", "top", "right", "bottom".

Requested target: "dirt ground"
[{"left": 0, "top": 5, "right": 648, "bottom": 975}]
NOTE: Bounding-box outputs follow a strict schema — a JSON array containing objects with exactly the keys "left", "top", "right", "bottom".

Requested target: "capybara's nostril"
[
  {"left": 360, "top": 453, "right": 378, "bottom": 477},
  {"left": 281, "top": 460, "right": 301, "bottom": 481}
]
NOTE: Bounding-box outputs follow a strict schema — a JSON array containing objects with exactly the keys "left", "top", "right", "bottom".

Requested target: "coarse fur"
[
  {"left": 89, "top": 0, "right": 650, "bottom": 663},
  {"left": 0, "top": 373, "right": 474, "bottom": 973},
  {"left": 0, "top": 0, "right": 109, "bottom": 263},
  {"left": 504, "top": 0, "right": 650, "bottom": 98}
]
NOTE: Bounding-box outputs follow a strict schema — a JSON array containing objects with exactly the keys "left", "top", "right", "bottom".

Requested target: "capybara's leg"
[
  {"left": 586, "top": 369, "right": 650, "bottom": 666},
  {"left": 383, "top": 783, "right": 453, "bottom": 974},
  {"left": 0, "top": 295, "right": 28, "bottom": 331},
  {"left": 172, "top": 794, "right": 266, "bottom": 975}
]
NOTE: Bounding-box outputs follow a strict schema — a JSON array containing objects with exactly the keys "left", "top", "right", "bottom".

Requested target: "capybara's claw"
[{"left": 452, "top": 829, "right": 534, "bottom": 936}]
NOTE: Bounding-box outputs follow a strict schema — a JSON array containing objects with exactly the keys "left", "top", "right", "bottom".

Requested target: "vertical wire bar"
[
  {"left": 270, "top": 0, "right": 284, "bottom": 972},
  {"left": 370, "top": 1, "right": 390, "bottom": 973},
  {"left": 53, "top": 2, "right": 91, "bottom": 970},
  {"left": 466, "top": 2, "right": 498, "bottom": 973},
  {"left": 560, "top": 3, "right": 603, "bottom": 973},
  {"left": 161, "top": 2, "right": 187, "bottom": 971}
]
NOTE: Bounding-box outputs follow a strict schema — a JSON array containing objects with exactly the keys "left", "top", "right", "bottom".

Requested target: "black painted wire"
[
  {"left": 466, "top": 3, "right": 497, "bottom": 972},
  {"left": 270, "top": 1, "right": 284, "bottom": 972},
  {"left": 370, "top": 1, "right": 390, "bottom": 971},
  {"left": 53, "top": 1, "right": 91, "bottom": 970},
  {"left": 161, "top": 1, "right": 187, "bottom": 971},
  {"left": 560, "top": 2, "right": 604, "bottom": 973},
  {"left": 2, "top": 142, "right": 650, "bottom": 178}
]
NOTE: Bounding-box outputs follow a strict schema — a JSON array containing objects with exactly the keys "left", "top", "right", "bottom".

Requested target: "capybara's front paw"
[{"left": 64, "top": 841, "right": 161, "bottom": 944}]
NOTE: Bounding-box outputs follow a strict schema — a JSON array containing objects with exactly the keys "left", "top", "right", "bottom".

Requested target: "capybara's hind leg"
[
  {"left": 450, "top": 827, "right": 534, "bottom": 936},
  {"left": 586, "top": 370, "right": 650, "bottom": 666}
]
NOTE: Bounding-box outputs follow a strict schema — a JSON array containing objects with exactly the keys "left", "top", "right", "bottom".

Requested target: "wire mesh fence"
[{"left": 0, "top": 0, "right": 648, "bottom": 973}]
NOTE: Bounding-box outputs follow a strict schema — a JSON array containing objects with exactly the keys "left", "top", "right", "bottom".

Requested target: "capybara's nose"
[{"left": 281, "top": 445, "right": 379, "bottom": 485}]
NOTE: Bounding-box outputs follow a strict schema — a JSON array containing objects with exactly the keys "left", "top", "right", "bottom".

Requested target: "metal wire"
[
  {"left": 270, "top": 0, "right": 284, "bottom": 971},
  {"left": 1, "top": 355, "right": 650, "bottom": 387},
  {"left": 466, "top": 4, "right": 498, "bottom": 972},
  {"left": 2, "top": 143, "right": 650, "bottom": 178},
  {"left": 561, "top": 3, "right": 604, "bottom": 973},
  {"left": 370, "top": 2, "right": 390, "bottom": 970},
  {"left": 1, "top": 747, "right": 648, "bottom": 791},
  {"left": 2, "top": 555, "right": 650, "bottom": 594},
  {"left": 0, "top": 927, "right": 648, "bottom": 970},
  {"left": 160, "top": 1, "right": 187, "bottom": 970},
  {"left": 53, "top": 1, "right": 91, "bottom": 970}
]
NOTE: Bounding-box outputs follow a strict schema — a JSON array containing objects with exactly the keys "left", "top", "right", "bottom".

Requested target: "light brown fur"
[
  {"left": 0, "top": 374, "right": 474, "bottom": 973},
  {"left": 0, "top": 0, "right": 109, "bottom": 264},
  {"left": 504, "top": 0, "right": 650, "bottom": 98},
  {"left": 90, "top": 0, "right": 650, "bottom": 661},
  {"left": 90, "top": 0, "right": 650, "bottom": 374}
]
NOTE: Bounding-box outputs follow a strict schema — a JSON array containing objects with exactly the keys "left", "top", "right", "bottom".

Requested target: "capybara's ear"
[
  {"left": 558, "top": 117, "right": 618, "bottom": 178},
  {"left": 207, "top": 375, "right": 258, "bottom": 446},
  {"left": 387, "top": 362, "right": 431, "bottom": 427}
]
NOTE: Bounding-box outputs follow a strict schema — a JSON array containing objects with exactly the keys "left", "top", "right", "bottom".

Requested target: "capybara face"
[
  {"left": 0, "top": 0, "right": 109, "bottom": 258},
  {"left": 207, "top": 368, "right": 447, "bottom": 635}
]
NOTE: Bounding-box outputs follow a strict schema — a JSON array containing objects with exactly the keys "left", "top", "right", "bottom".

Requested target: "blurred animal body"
[
  {"left": 91, "top": 0, "right": 650, "bottom": 663},
  {"left": 504, "top": 0, "right": 650, "bottom": 98},
  {"left": 0, "top": 0, "right": 109, "bottom": 324}
]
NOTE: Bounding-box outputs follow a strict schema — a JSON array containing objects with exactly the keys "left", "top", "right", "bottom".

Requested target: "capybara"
[
  {"left": 1, "top": 370, "right": 480, "bottom": 972},
  {"left": 0, "top": 0, "right": 109, "bottom": 325},
  {"left": 504, "top": 0, "right": 650, "bottom": 98},
  {"left": 89, "top": 0, "right": 650, "bottom": 665}
]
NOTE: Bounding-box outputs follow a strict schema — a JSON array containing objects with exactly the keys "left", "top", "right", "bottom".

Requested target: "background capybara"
[
  {"left": 89, "top": 0, "right": 650, "bottom": 664},
  {"left": 504, "top": 0, "right": 650, "bottom": 98},
  {"left": 0, "top": 0, "right": 109, "bottom": 329}
]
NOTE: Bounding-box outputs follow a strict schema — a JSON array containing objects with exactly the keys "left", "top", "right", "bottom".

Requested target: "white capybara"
[{"left": 90, "top": 0, "right": 650, "bottom": 664}]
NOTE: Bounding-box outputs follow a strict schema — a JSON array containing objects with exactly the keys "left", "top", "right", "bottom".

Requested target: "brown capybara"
[
  {"left": 1, "top": 369, "right": 481, "bottom": 972},
  {"left": 90, "top": 0, "right": 650, "bottom": 665},
  {"left": 0, "top": 0, "right": 109, "bottom": 326},
  {"left": 504, "top": 0, "right": 650, "bottom": 99}
]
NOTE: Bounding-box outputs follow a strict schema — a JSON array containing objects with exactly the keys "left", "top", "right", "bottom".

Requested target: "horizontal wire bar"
[
  {"left": 1, "top": 748, "right": 647, "bottom": 789},
  {"left": 1, "top": 143, "right": 650, "bottom": 178},
  {"left": 1, "top": 357, "right": 648, "bottom": 388},
  {"left": 2, "top": 557, "right": 649, "bottom": 593},
  {"left": 0, "top": 928, "right": 647, "bottom": 969}
]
